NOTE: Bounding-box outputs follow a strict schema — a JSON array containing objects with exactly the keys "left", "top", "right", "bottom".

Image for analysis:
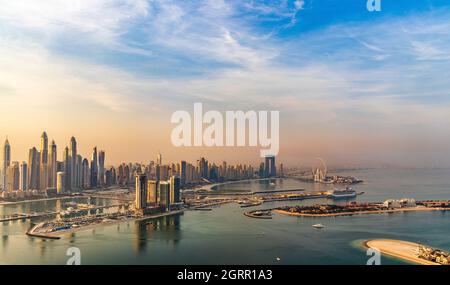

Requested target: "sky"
[{"left": 0, "top": 0, "right": 450, "bottom": 168}]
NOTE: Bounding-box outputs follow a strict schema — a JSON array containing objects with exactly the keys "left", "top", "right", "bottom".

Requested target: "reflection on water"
[
  {"left": 134, "top": 215, "right": 181, "bottom": 254},
  {"left": 1, "top": 235, "right": 8, "bottom": 249}
]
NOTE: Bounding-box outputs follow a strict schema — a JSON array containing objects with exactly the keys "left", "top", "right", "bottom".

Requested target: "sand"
[{"left": 365, "top": 239, "right": 439, "bottom": 265}]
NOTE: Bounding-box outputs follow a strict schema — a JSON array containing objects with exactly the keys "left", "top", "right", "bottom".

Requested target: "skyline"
[
  {"left": 1, "top": 1, "right": 450, "bottom": 167},
  {"left": 1, "top": 130, "right": 448, "bottom": 170}
]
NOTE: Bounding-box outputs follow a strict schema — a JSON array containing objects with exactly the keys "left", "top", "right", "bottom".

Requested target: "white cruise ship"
[{"left": 329, "top": 187, "right": 357, "bottom": 199}]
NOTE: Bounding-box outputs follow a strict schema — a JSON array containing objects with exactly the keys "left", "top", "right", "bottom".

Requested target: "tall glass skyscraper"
[
  {"left": 99, "top": 151, "right": 105, "bottom": 186},
  {"left": 2, "top": 137, "right": 11, "bottom": 190},
  {"left": 70, "top": 137, "right": 77, "bottom": 190},
  {"left": 39, "top": 132, "right": 48, "bottom": 191},
  {"left": 90, "top": 147, "right": 98, "bottom": 187}
]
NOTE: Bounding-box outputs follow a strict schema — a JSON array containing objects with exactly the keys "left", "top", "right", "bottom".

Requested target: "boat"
[
  {"left": 240, "top": 201, "right": 263, "bottom": 208},
  {"left": 312, "top": 224, "right": 326, "bottom": 229},
  {"left": 65, "top": 201, "right": 78, "bottom": 207},
  {"left": 329, "top": 187, "right": 357, "bottom": 199}
]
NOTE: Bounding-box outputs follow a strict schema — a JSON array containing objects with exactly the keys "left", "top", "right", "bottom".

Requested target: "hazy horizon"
[{"left": 1, "top": 1, "right": 450, "bottom": 168}]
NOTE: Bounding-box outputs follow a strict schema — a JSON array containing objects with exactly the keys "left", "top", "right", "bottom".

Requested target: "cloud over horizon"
[{"left": 0, "top": 1, "right": 449, "bottom": 167}]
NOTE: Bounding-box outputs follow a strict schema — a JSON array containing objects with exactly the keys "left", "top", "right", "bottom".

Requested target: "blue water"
[{"left": 1, "top": 169, "right": 449, "bottom": 265}]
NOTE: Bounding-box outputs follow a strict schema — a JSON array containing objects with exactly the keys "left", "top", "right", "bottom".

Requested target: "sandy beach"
[{"left": 364, "top": 239, "right": 439, "bottom": 265}]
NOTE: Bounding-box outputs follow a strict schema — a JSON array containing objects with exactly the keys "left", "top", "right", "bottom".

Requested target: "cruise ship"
[{"left": 329, "top": 187, "right": 357, "bottom": 199}]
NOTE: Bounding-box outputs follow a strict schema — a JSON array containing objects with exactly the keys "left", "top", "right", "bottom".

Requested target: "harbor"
[
  {"left": 26, "top": 210, "right": 184, "bottom": 239},
  {"left": 0, "top": 203, "right": 130, "bottom": 222}
]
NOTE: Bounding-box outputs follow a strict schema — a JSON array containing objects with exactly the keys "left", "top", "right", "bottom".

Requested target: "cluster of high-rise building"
[
  {"left": 132, "top": 154, "right": 280, "bottom": 214},
  {"left": 115, "top": 154, "right": 263, "bottom": 189},
  {"left": 135, "top": 173, "right": 182, "bottom": 214},
  {"left": 1, "top": 134, "right": 282, "bottom": 202},
  {"left": 0, "top": 133, "right": 107, "bottom": 196},
  {"left": 259, "top": 155, "right": 277, "bottom": 178}
]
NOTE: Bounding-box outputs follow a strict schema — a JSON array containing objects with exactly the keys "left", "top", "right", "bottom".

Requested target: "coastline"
[
  {"left": 0, "top": 196, "right": 75, "bottom": 206},
  {"left": 273, "top": 206, "right": 450, "bottom": 217},
  {"left": 202, "top": 178, "right": 279, "bottom": 191},
  {"left": 364, "top": 239, "right": 439, "bottom": 265}
]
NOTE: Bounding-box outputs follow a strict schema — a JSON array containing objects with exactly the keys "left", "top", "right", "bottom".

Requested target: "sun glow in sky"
[{"left": 0, "top": 0, "right": 450, "bottom": 167}]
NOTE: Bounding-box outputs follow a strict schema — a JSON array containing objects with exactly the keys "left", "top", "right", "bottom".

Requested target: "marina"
[
  {"left": 27, "top": 210, "right": 185, "bottom": 239},
  {"left": 0, "top": 203, "right": 130, "bottom": 222}
]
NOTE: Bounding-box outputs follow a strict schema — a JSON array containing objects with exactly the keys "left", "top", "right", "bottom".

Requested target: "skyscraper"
[
  {"left": 7, "top": 162, "right": 20, "bottom": 191},
  {"left": 40, "top": 132, "right": 48, "bottom": 191},
  {"left": 158, "top": 181, "right": 170, "bottom": 211},
  {"left": 27, "top": 147, "right": 39, "bottom": 190},
  {"left": 155, "top": 164, "right": 161, "bottom": 182},
  {"left": 170, "top": 176, "right": 181, "bottom": 205},
  {"left": 20, "top": 161, "right": 27, "bottom": 191},
  {"left": 180, "top": 161, "right": 187, "bottom": 186},
  {"left": 99, "top": 151, "right": 105, "bottom": 186},
  {"left": 90, "top": 147, "right": 98, "bottom": 188},
  {"left": 135, "top": 174, "right": 148, "bottom": 210},
  {"left": 2, "top": 137, "right": 11, "bottom": 191},
  {"left": 199, "top": 157, "right": 208, "bottom": 178},
  {"left": 270, "top": 156, "right": 276, "bottom": 177},
  {"left": 57, "top": 172, "right": 65, "bottom": 194},
  {"left": 82, "top": 158, "right": 90, "bottom": 189},
  {"left": 147, "top": 180, "right": 158, "bottom": 204},
  {"left": 157, "top": 152, "right": 162, "bottom": 165},
  {"left": 63, "top": 146, "right": 71, "bottom": 192},
  {"left": 70, "top": 137, "right": 77, "bottom": 190},
  {"left": 48, "top": 140, "right": 57, "bottom": 188},
  {"left": 76, "top": 155, "right": 82, "bottom": 189},
  {"left": 264, "top": 156, "right": 276, "bottom": 178}
]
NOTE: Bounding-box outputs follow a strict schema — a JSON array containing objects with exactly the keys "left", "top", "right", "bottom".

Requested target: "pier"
[
  {"left": 26, "top": 210, "right": 185, "bottom": 239},
  {"left": 201, "top": 188, "right": 306, "bottom": 196},
  {"left": 1, "top": 203, "right": 131, "bottom": 222}
]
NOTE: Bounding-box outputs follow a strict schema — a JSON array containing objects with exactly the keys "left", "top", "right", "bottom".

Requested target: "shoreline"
[
  {"left": 273, "top": 206, "right": 450, "bottom": 217},
  {"left": 202, "top": 178, "right": 279, "bottom": 192},
  {"left": 364, "top": 239, "right": 439, "bottom": 265},
  {"left": 0, "top": 196, "right": 76, "bottom": 206}
]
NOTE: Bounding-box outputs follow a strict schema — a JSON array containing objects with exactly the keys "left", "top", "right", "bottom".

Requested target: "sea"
[{"left": 1, "top": 168, "right": 449, "bottom": 265}]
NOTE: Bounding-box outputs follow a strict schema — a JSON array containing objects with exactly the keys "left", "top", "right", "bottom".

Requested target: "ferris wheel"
[{"left": 311, "top": 157, "right": 327, "bottom": 177}]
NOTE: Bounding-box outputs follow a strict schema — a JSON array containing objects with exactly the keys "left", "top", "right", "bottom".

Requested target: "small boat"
[
  {"left": 240, "top": 201, "right": 263, "bottom": 208},
  {"left": 312, "top": 224, "right": 326, "bottom": 229},
  {"left": 194, "top": 208, "right": 212, "bottom": 211}
]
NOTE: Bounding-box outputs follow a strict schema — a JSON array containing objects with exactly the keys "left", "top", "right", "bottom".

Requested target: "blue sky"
[{"left": 0, "top": 0, "right": 450, "bottom": 167}]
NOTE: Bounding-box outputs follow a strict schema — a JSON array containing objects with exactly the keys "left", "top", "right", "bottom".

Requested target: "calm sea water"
[{"left": 1, "top": 169, "right": 449, "bottom": 265}]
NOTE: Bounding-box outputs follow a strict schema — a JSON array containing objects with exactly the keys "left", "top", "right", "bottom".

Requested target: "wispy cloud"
[
  {"left": 0, "top": 0, "right": 150, "bottom": 53},
  {"left": 1, "top": 1, "right": 450, "bottom": 166}
]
